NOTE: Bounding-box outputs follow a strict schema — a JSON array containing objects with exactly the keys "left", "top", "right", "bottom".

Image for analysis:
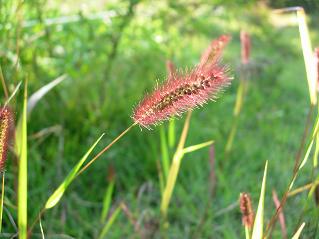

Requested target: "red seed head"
[
  {"left": 0, "top": 107, "right": 14, "bottom": 172},
  {"left": 132, "top": 35, "right": 232, "bottom": 128},
  {"left": 239, "top": 192, "right": 254, "bottom": 228},
  {"left": 240, "top": 31, "right": 251, "bottom": 65}
]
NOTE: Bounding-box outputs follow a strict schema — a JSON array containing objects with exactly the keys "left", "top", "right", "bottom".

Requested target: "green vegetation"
[{"left": 0, "top": 0, "right": 319, "bottom": 238}]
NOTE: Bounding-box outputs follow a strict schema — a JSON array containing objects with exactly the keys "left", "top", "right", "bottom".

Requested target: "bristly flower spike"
[
  {"left": 133, "top": 35, "right": 232, "bottom": 128},
  {"left": 239, "top": 192, "right": 254, "bottom": 229},
  {"left": 0, "top": 107, "right": 13, "bottom": 172}
]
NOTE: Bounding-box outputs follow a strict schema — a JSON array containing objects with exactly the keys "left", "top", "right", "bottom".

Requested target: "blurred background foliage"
[{"left": 1, "top": 0, "right": 319, "bottom": 238}]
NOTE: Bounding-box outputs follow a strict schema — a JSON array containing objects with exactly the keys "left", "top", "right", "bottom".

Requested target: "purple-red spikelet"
[
  {"left": 0, "top": 107, "right": 14, "bottom": 172},
  {"left": 133, "top": 35, "right": 232, "bottom": 128},
  {"left": 239, "top": 192, "right": 254, "bottom": 229},
  {"left": 240, "top": 31, "right": 250, "bottom": 65}
]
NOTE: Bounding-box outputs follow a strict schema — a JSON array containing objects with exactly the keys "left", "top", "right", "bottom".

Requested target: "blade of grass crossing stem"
[
  {"left": 99, "top": 206, "right": 121, "bottom": 239},
  {"left": 4, "top": 81, "right": 21, "bottom": 107},
  {"left": 161, "top": 140, "right": 213, "bottom": 216},
  {"left": 289, "top": 114, "right": 319, "bottom": 190},
  {"left": 0, "top": 173, "right": 5, "bottom": 232},
  {"left": 160, "top": 111, "right": 192, "bottom": 217},
  {"left": 45, "top": 134, "right": 104, "bottom": 209},
  {"left": 168, "top": 119, "right": 176, "bottom": 149},
  {"left": 251, "top": 161, "right": 268, "bottom": 239},
  {"left": 291, "top": 223, "right": 306, "bottom": 239},
  {"left": 160, "top": 125, "right": 170, "bottom": 180},
  {"left": 296, "top": 8, "right": 317, "bottom": 105},
  {"left": 182, "top": 141, "right": 214, "bottom": 154},
  {"left": 100, "top": 178, "right": 115, "bottom": 223},
  {"left": 15, "top": 82, "right": 28, "bottom": 239}
]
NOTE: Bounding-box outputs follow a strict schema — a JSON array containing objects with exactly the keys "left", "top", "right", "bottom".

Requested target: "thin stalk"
[
  {"left": 27, "top": 208, "right": 45, "bottom": 238},
  {"left": 265, "top": 104, "right": 314, "bottom": 237},
  {"left": 77, "top": 122, "right": 137, "bottom": 176},
  {"left": 288, "top": 180, "right": 319, "bottom": 197},
  {"left": 225, "top": 75, "right": 248, "bottom": 158},
  {"left": 28, "top": 123, "right": 136, "bottom": 235}
]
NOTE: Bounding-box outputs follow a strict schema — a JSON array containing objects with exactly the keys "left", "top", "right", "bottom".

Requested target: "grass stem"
[{"left": 77, "top": 122, "right": 137, "bottom": 176}]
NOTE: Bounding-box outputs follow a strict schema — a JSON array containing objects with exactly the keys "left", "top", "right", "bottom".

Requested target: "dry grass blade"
[{"left": 272, "top": 190, "right": 287, "bottom": 239}]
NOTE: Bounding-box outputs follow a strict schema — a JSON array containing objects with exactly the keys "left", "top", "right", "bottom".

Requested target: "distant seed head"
[
  {"left": 132, "top": 35, "right": 232, "bottom": 128},
  {"left": 240, "top": 31, "right": 251, "bottom": 64},
  {"left": 239, "top": 192, "right": 254, "bottom": 228},
  {"left": 0, "top": 107, "right": 14, "bottom": 172}
]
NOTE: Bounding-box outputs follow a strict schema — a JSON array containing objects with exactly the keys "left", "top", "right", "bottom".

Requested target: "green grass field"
[{"left": 1, "top": 1, "right": 319, "bottom": 238}]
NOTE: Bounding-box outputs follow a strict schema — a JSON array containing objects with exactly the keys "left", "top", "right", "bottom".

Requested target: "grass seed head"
[
  {"left": 239, "top": 192, "right": 254, "bottom": 228},
  {"left": 132, "top": 35, "right": 232, "bottom": 128},
  {"left": 0, "top": 107, "right": 14, "bottom": 172},
  {"left": 240, "top": 31, "right": 251, "bottom": 64}
]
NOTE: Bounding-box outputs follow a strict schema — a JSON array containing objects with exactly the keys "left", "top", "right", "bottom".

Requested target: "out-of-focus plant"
[
  {"left": 225, "top": 30, "right": 251, "bottom": 158},
  {"left": 265, "top": 7, "right": 318, "bottom": 236}
]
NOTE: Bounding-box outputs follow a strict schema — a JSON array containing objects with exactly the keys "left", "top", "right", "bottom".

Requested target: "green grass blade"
[
  {"left": 99, "top": 206, "right": 121, "bottom": 239},
  {"left": 160, "top": 151, "right": 184, "bottom": 217},
  {"left": 45, "top": 134, "right": 104, "bottom": 209},
  {"left": 3, "top": 81, "right": 21, "bottom": 107},
  {"left": 251, "top": 161, "right": 268, "bottom": 239},
  {"left": 168, "top": 119, "right": 176, "bottom": 149},
  {"left": 291, "top": 222, "right": 305, "bottom": 239},
  {"left": 27, "top": 74, "right": 67, "bottom": 115},
  {"left": 298, "top": 113, "right": 319, "bottom": 170},
  {"left": 160, "top": 125, "right": 170, "bottom": 180},
  {"left": 100, "top": 179, "right": 115, "bottom": 223},
  {"left": 15, "top": 82, "right": 28, "bottom": 239},
  {"left": 182, "top": 140, "right": 214, "bottom": 154},
  {"left": 313, "top": 131, "right": 319, "bottom": 167},
  {"left": 296, "top": 8, "right": 317, "bottom": 105}
]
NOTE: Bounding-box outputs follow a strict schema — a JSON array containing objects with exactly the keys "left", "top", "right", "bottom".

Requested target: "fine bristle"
[
  {"left": 239, "top": 192, "right": 254, "bottom": 228},
  {"left": 0, "top": 107, "right": 14, "bottom": 172},
  {"left": 132, "top": 35, "right": 232, "bottom": 128}
]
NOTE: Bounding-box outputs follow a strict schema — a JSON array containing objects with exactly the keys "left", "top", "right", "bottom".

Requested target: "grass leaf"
[
  {"left": 99, "top": 206, "right": 121, "bottom": 239},
  {"left": 182, "top": 140, "right": 214, "bottom": 154},
  {"left": 291, "top": 222, "right": 305, "bottom": 239},
  {"left": 252, "top": 161, "right": 268, "bottom": 239},
  {"left": 15, "top": 82, "right": 28, "bottom": 239},
  {"left": 27, "top": 74, "right": 67, "bottom": 115},
  {"left": 160, "top": 125, "right": 170, "bottom": 180},
  {"left": 45, "top": 134, "right": 104, "bottom": 209},
  {"left": 296, "top": 8, "right": 317, "bottom": 105},
  {"left": 100, "top": 178, "right": 115, "bottom": 223}
]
